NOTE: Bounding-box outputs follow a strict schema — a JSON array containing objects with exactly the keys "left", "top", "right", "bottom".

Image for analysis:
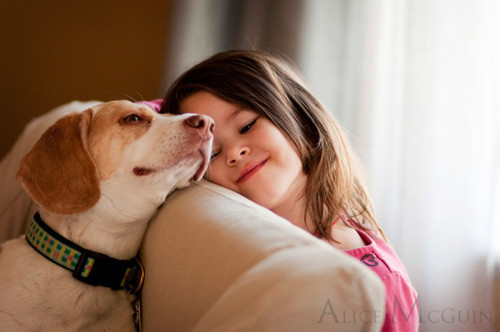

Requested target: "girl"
[{"left": 160, "top": 50, "right": 419, "bottom": 331}]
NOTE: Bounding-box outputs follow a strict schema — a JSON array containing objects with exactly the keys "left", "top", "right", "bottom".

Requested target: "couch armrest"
[{"left": 140, "top": 181, "right": 385, "bottom": 331}]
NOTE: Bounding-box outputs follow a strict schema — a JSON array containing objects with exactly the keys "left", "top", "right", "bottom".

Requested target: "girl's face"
[{"left": 179, "top": 91, "right": 307, "bottom": 216}]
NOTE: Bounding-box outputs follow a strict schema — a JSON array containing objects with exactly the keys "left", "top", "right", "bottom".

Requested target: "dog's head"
[{"left": 17, "top": 100, "right": 213, "bottom": 215}]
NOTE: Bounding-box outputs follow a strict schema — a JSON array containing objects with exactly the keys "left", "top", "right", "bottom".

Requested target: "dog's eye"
[{"left": 122, "top": 114, "right": 142, "bottom": 123}]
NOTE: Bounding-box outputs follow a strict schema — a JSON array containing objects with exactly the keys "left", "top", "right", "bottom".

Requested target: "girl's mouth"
[{"left": 236, "top": 158, "right": 268, "bottom": 183}]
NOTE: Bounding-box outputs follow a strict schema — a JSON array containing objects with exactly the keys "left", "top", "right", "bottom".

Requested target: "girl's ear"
[{"left": 17, "top": 110, "right": 100, "bottom": 215}]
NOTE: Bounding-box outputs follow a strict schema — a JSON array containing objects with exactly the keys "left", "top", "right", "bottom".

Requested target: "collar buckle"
[{"left": 126, "top": 258, "right": 145, "bottom": 294}]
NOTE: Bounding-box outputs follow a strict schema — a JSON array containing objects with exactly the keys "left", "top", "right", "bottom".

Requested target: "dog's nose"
[{"left": 184, "top": 114, "right": 214, "bottom": 133}]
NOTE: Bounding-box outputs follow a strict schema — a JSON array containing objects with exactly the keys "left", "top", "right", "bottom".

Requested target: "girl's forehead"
[{"left": 179, "top": 92, "right": 257, "bottom": 124}]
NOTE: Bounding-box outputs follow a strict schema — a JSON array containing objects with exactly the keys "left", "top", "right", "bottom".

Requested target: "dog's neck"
[
  {"left": 38, "top": 185, "right": 161, "bottom": 260},
  {"left": 36, "top": 173, "right": 182, "bottom": 260}
]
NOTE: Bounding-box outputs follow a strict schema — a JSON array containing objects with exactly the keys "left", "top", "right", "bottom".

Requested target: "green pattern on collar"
[
  {"left": 25, "top": 213, "right": 145, "bottom": 292},
  {"left": 26, "top": 216, "right": 93, "bottom": 278}
]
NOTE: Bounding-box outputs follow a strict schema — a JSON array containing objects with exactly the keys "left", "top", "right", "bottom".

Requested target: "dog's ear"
[{"left": 17, "top": 109, "right": 100, "bottom": 215}]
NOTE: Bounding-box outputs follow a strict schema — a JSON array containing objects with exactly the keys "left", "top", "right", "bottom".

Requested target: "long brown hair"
[{"left": 160, "top": 50, "right": 385, "bottom": 241}]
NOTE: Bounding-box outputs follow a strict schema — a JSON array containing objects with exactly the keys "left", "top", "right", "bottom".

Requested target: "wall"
[{"left": 0, "top": 1, "right": 172, "bottom": 159}]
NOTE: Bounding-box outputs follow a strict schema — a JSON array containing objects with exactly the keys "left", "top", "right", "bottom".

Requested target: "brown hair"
[{"left": 160, "top": 50, "right": 385, "bottom": 241}]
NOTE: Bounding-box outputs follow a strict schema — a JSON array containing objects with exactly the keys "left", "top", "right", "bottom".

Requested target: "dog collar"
[{"left": 26, "top": 212, "right": 144, "bottom": 293}]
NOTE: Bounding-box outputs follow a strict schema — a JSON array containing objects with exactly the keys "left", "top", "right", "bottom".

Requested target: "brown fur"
[{"left": 16, "top": 110, "right": 100, "bottom": 215}]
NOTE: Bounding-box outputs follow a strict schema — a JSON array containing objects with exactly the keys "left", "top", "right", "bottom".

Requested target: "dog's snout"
[{"left": 184, "top": 115, "right": 214, "bottom": 134}]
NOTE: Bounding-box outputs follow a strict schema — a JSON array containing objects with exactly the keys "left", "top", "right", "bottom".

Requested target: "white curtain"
[
  {"left": 325, "top": 1, "right": 499, "bottom": 332},
  {"left": 162, "top": 1, "right": 500, "bottom": 331}
]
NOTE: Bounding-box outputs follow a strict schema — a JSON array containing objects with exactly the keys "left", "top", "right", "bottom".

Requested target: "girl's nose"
[{"left": 227, "top": 146, "right": 249, "bottom": 166}]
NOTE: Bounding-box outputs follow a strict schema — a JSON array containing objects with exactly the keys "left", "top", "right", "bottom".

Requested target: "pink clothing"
[
  {"left": 345, "top": 229, "right": 419, "bottom": 332},
  {"left": 139, "top": 99, "right": 163, "bottom": 112}
]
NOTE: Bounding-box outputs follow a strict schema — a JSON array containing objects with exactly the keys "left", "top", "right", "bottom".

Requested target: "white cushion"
[{"left": 140, "top": 180, "right": 385, "bottom": 331}]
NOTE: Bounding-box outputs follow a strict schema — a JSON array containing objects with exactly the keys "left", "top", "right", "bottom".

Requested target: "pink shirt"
[{"left": 345, "top": 230, "right": 419, "bottom": 331}]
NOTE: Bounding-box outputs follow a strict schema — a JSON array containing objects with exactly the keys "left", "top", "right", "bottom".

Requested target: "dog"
[{"left": 0, "top": 100, "right": 213, "bottom": 331}]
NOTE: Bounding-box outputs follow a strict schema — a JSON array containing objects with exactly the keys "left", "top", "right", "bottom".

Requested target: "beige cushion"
[{"left": 140, "top": 180, "right": 385, "bottom": 331}]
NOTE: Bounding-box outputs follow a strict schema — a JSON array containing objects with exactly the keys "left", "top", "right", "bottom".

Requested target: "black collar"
[{"left": 26, "top": 212, "right": 144, "bottom": 293}]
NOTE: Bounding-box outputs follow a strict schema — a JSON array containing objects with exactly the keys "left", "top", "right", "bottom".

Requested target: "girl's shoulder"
[{"left": 344, "top": 226, "right": 406, "bottom": 277}]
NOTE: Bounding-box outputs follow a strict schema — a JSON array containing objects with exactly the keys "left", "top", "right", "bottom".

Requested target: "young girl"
[{"left": 159, "top": 50, "right": 419, "bottom": 331}]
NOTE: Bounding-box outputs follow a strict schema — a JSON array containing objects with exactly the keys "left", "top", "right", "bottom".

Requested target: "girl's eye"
[
  {"left": 211, "top": 150, "right": 220, "bottom": 160},
  {"left": 122, "top": 114, "right": 142, "bottom": 123},
  {"left": 240, "top": 118, "right": 257, "bottom": 134}
]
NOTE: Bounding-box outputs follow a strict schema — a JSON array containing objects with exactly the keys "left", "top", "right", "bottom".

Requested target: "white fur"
[{"left": 0, "top": 101, "right": 213, "bottom": 331}]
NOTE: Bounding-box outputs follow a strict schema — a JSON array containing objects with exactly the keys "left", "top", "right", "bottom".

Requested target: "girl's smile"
[
  {"left": 178, "top": 91, "right": 308, "bottom": 229},
  {"left": 236, "top": 158, "right": 268, "bottom": 183}
]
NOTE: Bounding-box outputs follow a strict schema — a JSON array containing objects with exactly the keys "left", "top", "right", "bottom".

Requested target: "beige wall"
[{"left": 0, "top": 1, "right": 172, "bottom": 159}]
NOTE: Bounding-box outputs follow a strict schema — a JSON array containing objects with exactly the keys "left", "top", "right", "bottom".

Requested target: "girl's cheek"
[
  {"left": 205, "top": 164, "right": 230, "bottom": 188},
  {"left": 204, "top": 163, "right": 218, "bottom": 182},
  {"left": 204, "top": 166, "right": 213, "bottom": 180}
]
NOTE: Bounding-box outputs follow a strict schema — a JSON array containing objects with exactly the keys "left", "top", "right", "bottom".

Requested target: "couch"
[{"left": 0, "top": 101, "right": 386, "bottom": 331}]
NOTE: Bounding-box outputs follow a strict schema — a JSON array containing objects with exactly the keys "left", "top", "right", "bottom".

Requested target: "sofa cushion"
[{"left": 140, "top": 180, "right": 385, "bottom": 331}]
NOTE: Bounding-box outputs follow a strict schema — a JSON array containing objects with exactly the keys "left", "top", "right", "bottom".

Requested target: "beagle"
[{"left": 0, "top": 100, "right": 213, "bottom": 331}]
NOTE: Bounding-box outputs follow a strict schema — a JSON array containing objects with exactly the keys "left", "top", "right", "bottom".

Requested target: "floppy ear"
[{"left": 17, "top": 109, "right": 100, "bottom": 215}]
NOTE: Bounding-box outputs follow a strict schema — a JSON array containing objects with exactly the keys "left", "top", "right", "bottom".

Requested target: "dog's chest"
[{"left": 0, "top": 240, "right": 136, "bottom": 331}]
